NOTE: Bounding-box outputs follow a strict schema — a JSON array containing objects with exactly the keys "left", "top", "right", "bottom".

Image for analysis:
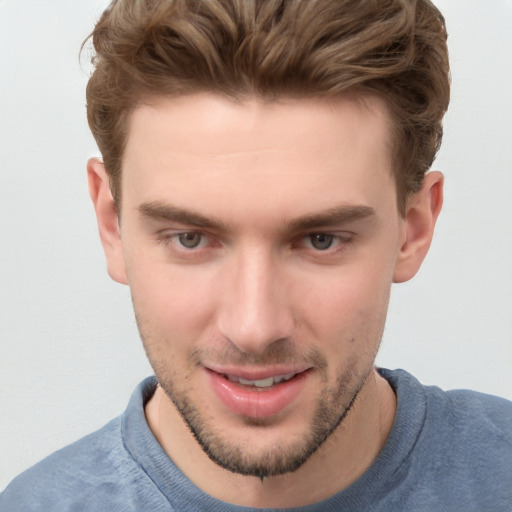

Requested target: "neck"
[{"left": 145, "top": 368, "right": 396, "bottom": 507}]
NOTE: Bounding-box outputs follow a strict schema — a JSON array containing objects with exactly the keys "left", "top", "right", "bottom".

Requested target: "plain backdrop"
[{"left": 1, "top": 0, "right": 511, "bottom": 491}]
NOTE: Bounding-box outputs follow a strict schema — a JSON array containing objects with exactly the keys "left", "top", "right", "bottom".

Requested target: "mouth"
[
  {"left": 205, "top": 367, "right": 311, "bottom": 419},
  {"left": 222, "top": 371, "right": 298, "bottom": 390}
]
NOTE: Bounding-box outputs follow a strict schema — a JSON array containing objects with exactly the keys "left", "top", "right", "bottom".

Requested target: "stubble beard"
[
  {"left": 160, "top": 366, "right": 368, "bottom": 478},
  {"left": 143, "top": 334, "right": 373, "bottom": 478}
]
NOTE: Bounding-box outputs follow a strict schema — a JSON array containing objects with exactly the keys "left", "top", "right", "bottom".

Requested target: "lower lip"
[{"left": 206, "top": 370, "right": 309, "bottom": 419}]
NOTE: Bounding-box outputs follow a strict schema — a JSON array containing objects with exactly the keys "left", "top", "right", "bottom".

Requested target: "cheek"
[
  {"left": 124, "top": 250, "right": 217, "bottom": 341},
  {"left": 294, "top": 261, "right": 393, "bottom": 344}
]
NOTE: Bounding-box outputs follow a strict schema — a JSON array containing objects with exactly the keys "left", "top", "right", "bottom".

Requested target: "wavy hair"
[{"left": 85, "top": 0, "right": 450, "bottom": 214}]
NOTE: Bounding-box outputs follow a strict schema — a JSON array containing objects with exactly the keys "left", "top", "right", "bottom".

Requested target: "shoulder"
[
  {"left": 382, "top": 367, "right": 512, "bottom": 438},
  {"left": 0, "top": 378, "right": 167, "bottom": 512},
  {"left": 0, "top": 418, "right": 131, "bottom": 511},
  {"left": 382, "top": 369, "right": 512, "bottom": 511},
  {"left": 424, "top": 382, "right": 512, "bottom": 447},
  {"left": 425, "top": 387, "right": 512, "bottom": 510}
]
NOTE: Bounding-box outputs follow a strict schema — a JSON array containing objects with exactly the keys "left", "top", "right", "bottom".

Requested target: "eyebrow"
[
  {"left": 137, "top": 201, "right": 375, "bottom": 232},
  {"left": 138, "top": 201, "right": 230, "bottom": 230},
  {"left": 285, "top": 205, "right": 375, "bottom": 232}
]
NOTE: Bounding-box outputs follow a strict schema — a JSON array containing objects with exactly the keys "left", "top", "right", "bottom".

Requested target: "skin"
[{"left": 88, "top": 93, "right": 443, "bottom": 507}]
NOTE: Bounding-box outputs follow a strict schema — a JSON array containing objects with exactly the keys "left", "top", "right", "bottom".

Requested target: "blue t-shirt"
[{"left": 1, "top": 369, "right": 511, "bottom": 511}]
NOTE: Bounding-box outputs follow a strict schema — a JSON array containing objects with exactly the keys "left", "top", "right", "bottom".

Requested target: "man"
[{"left": 1, "top": 0, "right": 511, "bottom": 510}]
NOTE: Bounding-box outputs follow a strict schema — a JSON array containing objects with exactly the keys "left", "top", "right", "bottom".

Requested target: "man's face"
[{"left": 116, "top": 94, "right": 405, "bottom": 476}]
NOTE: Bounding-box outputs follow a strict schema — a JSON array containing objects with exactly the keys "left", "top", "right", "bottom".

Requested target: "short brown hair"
[{"left": 85, "top": 0, "right": 450, "bottom": 215}]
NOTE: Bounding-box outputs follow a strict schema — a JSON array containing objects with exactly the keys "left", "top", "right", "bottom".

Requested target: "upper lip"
[{"left": 205, "top": 364, "right": 312, "bottom": 381}]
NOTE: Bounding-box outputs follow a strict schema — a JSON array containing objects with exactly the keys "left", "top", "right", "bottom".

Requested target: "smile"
[
  {"left": 224, "top": 372, "right": 297, "bottom": 389},
  {"left": 207, "top": 368, "right": 310, "bottom": 418}
]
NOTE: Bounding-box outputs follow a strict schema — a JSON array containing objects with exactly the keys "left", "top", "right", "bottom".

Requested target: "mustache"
[{"left": 189, "top": 340, "right": 328, "bottom": 370}]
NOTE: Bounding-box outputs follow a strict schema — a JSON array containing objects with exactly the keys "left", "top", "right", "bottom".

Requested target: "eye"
[
  {"left": 177, "top": 232, "right": 203, "bottom": 249},
  {"left": 156, "top": 230, "right": 221, "bottom": 260},
  {"left": 308, "top": 233, "right": 336, "bottom": 250}
]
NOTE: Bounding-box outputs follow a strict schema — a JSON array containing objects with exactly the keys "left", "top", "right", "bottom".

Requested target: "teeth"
[
  {"left": 226, "top": 372, "right": 296, "bottom": 388},
  {"left": 240, "top": 376, "right": 274, "bottom": 387},
  {"left": 274, "top": 373, "right": 296, "bottom": 384}
]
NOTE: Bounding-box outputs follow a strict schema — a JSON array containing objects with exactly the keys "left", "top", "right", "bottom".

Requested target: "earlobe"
[
  {"left": 393, "top": 171, "right": 444, "bottom": 283},
  {"left": 87, "top": 157, "right": 128, "bottom": 284}
]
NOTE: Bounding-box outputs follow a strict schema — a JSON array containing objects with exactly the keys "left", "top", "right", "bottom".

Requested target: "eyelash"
[
  {"left": 157, "top": 231, "right": 214, "bottom": 251},
  {"left": 297, "top": 233, "right": 353, "bottom": 251},
  {"left": 157, "top": 230, "right": 354, "bottom": 255}
]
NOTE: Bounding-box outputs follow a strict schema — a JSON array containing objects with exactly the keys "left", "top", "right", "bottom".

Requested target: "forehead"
[
  {"left": 126, "top": 93, "right": 391, "bottom": 156},
  {"left": 121, "top": 93, "right": 396, "bottom": 221}
]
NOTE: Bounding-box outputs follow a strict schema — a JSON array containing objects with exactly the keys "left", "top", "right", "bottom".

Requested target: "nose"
[{"left": 217, "top": 246, "right": 295, "bottom": 355}]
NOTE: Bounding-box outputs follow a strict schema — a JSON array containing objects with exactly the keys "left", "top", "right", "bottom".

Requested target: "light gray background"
[{"left": 1, "top": 0, "right": 511, "bottom": 491}]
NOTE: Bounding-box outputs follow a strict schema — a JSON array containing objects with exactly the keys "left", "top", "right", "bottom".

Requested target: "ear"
[
  {"left": 87, "top": 157, "right": 128, "bottom": 284},
  {"left": 393, "top": 171, "right": 444, "bottom": 283}
]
